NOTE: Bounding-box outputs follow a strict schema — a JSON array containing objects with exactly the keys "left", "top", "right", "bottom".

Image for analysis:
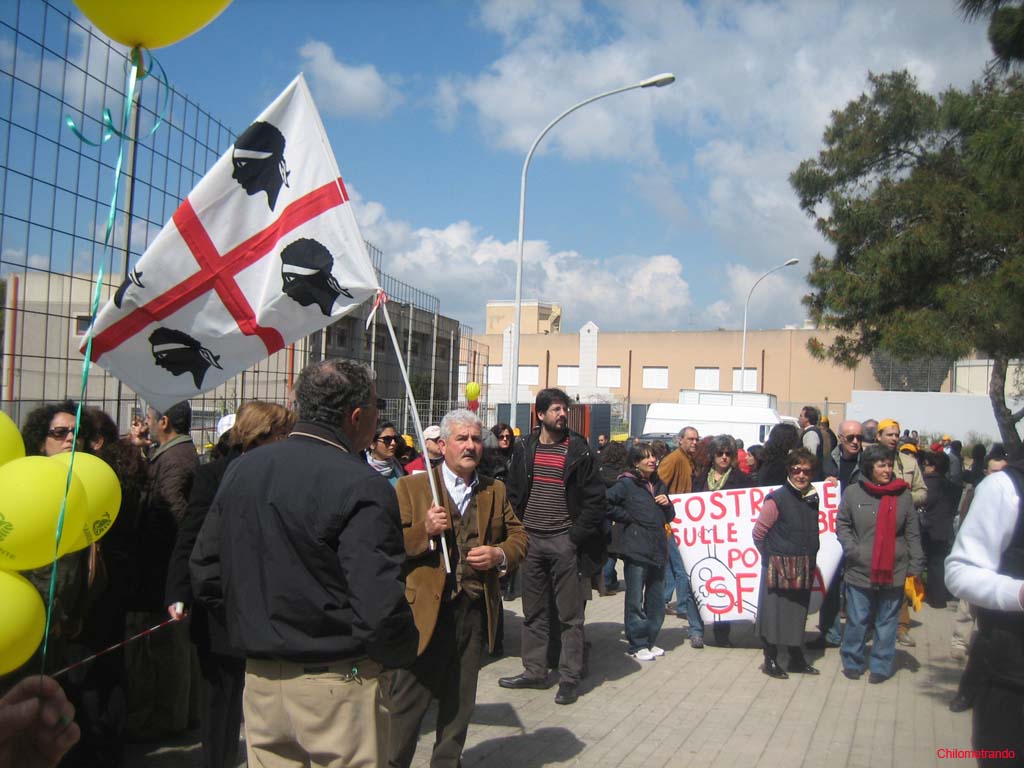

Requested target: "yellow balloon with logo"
[
  {"left": 0, "top": 456, "right": 89, "bottom": 570},
  {"left": 73, "top": 0, "right": 233, "bottom": 49},
  {"left": 0, "top": 569, "right": 45, "bottom": 675},
  {"left": 51, "top": 452, "right": 122, "bottom": 551},
  {"left": 465, "top": 381, "right": 481, "bottom": 402},
  {"left": 0, "top": 410, "right": 24, "bottom": 469}
]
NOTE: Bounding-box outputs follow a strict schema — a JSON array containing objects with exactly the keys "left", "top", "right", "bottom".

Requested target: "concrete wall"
[{"left": 846, "top": 390, "right": 1024, "bottom": 445}]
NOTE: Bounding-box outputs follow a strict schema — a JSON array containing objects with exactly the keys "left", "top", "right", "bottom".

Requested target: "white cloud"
[
  {"left": 433, "top": 77, "right": 461, "bottom": 131},
  {"left": 299, "top": 41, "right": 403, "bottom": 118},
  {"left": 349, "top": 186, "right": 691, "bottom": 332},
  {"left": 443, "top": 0, "right": 992, "bottom": 328},
  {"left": 706, "top": 262, "right": 808, "bottom": 332}
]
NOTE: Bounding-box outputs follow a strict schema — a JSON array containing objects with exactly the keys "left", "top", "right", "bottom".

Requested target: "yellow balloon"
[
  {"left": 51, "top": 452, "right": 122, "bottom": 551},
  {"left": 466, "top": 381, "right": 481, "bottom": 402},
  {"left": 0, "top": 410, "right": 25, "bottom": 469},
  {"left": 73, "top": 0, "right": 233, "bottom": 50},
  {"left": 0, "top": 456, "right": 89, "bottom": 570},
  {"left": 0, "top": 569, "right": 46, "bottom": 675}
]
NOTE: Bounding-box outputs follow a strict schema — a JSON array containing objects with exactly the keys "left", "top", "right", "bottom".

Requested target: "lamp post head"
[
  {"left": 640, "top": 73, "right": 676, "bottom": 88},
  {"left": 784, "top": 258, "right": 799, "bottom": 267}
]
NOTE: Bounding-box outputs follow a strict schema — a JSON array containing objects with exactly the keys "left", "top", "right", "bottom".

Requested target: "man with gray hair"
[
  {"left": 191, "top": 359, "right": 417, "bottom": 768},
  {"left": 387, "top": 409, "right": 527, "bottom": 768}
]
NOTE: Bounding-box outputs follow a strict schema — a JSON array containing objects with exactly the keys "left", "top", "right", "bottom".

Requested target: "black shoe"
[
  {"left": 868, "top": 672, "right": 889, "bottom": 684},
  {"left": 554, "top": 682, "right": 578, "bottom": 705},
  {"left": 788, "top": 661, "right": 821, "bottom": 675},
  {"left": 498, "top": 673, "right": 548, "bottom": 690},
  {"left": 690, "top": 635, "right": 704, "bottom": 649},
  {"left": 762, "top": 658, "right": 789, "bottom": 679},
  {"left": 842, "top": 668, "right": 862, "bottom": 680},
  {"left": 948, "top": 694, "right": 972, "bottom": 712}
]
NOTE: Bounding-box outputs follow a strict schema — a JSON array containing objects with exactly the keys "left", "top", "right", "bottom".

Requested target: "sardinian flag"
[{"left": 84, "top": 74, "right": 379, "bottom": 410}]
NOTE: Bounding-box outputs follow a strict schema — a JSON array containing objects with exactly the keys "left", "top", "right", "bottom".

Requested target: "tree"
[
  {"left": 961, "top": 1, "right": 1024, "bottom": 70},
  {"left": 790, "top": 70, "right": 1024, "bottom": 458}
]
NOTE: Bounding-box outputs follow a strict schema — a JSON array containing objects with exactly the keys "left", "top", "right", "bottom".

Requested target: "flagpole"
[
  {"left": 379, "top": 299, "right": 451, "bottom": 573},
  {"left": 300, "top": 73, "right": 450, "bottom": 572}
]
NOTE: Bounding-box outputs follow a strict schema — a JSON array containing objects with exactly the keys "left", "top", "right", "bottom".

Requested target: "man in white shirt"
[
  {"left": 387, "top": 410, "right": 528, "bottom": 768},
  {"left": 946, "top": 464, "right": 1024, "bottom": 763}
]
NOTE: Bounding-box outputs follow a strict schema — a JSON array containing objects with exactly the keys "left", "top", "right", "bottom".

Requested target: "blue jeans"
[
  {"left": 841, "top": 584, "right": 903, "bottom": 677},
  {"left": 623, "top": 560, "right": 666, "bottom": 653},
  {"left": 663, "top": 539, "right": 704, "bottom": 637},
  {"left": 603, "top": 557, "right": 619, "bottom": 588}
]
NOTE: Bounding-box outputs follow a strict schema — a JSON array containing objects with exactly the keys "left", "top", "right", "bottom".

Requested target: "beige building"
[{"left": 474, "top": 301, "right": 886, "bottom": 424}]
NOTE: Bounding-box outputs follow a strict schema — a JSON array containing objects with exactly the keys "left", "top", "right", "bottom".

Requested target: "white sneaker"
[
  {"left": 629, "top": 648, "right": 657, "bottom": 661},
  {"left": 649, "top": 646, "right": 666, "bottom": 657}
]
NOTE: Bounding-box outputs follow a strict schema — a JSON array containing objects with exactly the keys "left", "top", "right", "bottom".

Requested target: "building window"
[
  {"left": 519, "top": 365, "right": 539, "bottom": 386},
  {"left": 597, "top": 366, "right": 621, "bottom": 388},
  {"left": 642, "top": 366, "right": 669, "bottom": 390},
  {"left": 731, "top": 367, "right": 757, "bottom": 392},
  {"left": 485, "top": 365, "right": 503, "bottom": 385},
  {"left": 75, "top": 315, "right": 92, "bottom": 336},
  {"left": 694, "top": 367, "right": 720, "bottom": 390},
  {"left": 458, "top": 364, "right": 468, "bottom": 384},
  {"left": 557, "top": 366, "right": 579, "bottom": 386}
]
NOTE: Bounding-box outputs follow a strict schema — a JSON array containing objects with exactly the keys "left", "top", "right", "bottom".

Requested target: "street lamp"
[
  {"left": 507, "top": 72, "right": 676, "bottom": 430},
  {"left": 739, "top": 258, "right": 799, "bottom": 393}
]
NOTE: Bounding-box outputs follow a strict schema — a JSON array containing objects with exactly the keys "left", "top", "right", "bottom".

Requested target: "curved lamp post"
[
  {"left": 739, "top": 258, "right": 799, "bottom": 393},
  {"left": 507, "top": 72, "right": 676, "bottom": 429}
]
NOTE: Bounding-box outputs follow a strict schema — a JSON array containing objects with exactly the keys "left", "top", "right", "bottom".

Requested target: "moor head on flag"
[
  {"left": 232, "top": 120, "right": 290, "bottom": 210},
  {"left": 281, "top": 238, "right": 353, "bottom": 316},
  {"left": 149, "top": 327, "right": 223, "bottom": 388}
]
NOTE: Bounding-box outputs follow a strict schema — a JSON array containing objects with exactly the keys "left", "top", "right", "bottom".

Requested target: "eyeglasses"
[
  {"left": 715, "top": 450, "right": 733, "bottom": 457},
  {"left": 790, "top": 467, "right": 813, "bottom": 476},
  {"left": 377, "top": 435, "right": 397, "bottom": 445},
  {"left": 842, "top": 435, "right": 862, "bottom": 442},
  {"left": 47, "top": 426, "right": 75, "bottom": 440},
  {"left": 498, "top": 433, "right": 512, "bottom": 441}
]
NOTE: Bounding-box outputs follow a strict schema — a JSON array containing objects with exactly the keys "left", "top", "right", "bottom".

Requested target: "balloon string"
[{"left": 42, "top": 46, "right": 149, "bottom": 675}]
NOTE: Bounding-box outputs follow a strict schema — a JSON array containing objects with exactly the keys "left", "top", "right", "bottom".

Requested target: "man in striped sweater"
[{"left": 498, "top": 389, "right": 607, "bottom": 706}]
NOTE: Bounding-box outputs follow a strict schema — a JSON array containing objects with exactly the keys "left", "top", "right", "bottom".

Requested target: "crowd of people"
[{"left": 1, "top": 376, "right": 1021, "bottom": 767}]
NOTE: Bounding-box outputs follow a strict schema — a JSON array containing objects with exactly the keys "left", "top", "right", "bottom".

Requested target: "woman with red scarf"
[{"left": 837, "top": 443, "right": 925, "bottom": 683}]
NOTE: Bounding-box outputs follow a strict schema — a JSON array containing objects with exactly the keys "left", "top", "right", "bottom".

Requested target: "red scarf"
[{"left": 860, "top": 478, "right": 909, "bottom": 586}]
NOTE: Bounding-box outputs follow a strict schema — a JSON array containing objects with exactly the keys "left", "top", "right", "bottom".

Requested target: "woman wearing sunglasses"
[
  {"left": 365, "top": 421, "right": 406, "bottom": 486},
  {"left": 752, "top": 448, "right": 822, "bottom": 679},
  {"left": 693, "top": 434, "right": 755, "bottom": 493}
]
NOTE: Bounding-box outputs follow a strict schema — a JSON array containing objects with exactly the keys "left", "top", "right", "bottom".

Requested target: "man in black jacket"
[
  {"left": 190, "top": 359, "right": 418, "bottom": 767},
  {"left": 498, "top": 389, "right": 607, "bottom": 706}
]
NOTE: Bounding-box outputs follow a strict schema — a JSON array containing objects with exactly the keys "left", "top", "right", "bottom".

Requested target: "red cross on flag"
[{"left": 84, "top": 74, "right": 379, "bottom": 410}]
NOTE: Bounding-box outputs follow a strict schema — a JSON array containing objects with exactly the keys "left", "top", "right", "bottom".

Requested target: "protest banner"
[{"left": 669, "top": 481, "right": 843, "bottom": 624}]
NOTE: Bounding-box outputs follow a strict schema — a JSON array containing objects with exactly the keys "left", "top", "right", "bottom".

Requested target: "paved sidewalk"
[{"left": 127, "top": 590, "right": 972, "bottom": 767}]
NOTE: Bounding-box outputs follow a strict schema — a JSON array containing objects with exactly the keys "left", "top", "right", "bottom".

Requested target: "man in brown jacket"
[
  {"left": 386, "top": 409, "right": 528, "bottom": 768},
  {"left": 658, "top": 426, "right": 698, "bottom": 494}
]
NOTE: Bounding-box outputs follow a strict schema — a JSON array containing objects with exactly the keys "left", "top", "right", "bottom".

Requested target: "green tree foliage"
[
  {"left": 790, "top": 71, "right": 1024, "bottom": 458},
  {"left": 961, "top": 1, "right": 1024, "bottom": 70}
]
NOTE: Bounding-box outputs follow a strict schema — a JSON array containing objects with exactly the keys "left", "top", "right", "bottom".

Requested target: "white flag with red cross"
[{"left": 84, "top": 74, "right": 379, "bottom": 410}]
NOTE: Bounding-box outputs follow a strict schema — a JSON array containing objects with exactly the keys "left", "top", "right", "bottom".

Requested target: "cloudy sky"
[{"left": 61, "top": 0, "right": 994, "bottom": 335}]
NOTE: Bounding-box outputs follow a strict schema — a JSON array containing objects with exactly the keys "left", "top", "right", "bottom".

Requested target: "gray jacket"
[{"left": 836, "top": 482, "right": 924, "bottom": 589}]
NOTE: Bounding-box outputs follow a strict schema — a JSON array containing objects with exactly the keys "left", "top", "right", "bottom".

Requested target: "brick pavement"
[{"left": 126, "top": 589, "right": 972, "bottom": 767}]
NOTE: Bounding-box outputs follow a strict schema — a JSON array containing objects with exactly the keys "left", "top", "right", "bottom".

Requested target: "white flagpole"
[
  {"left": 379, "top": 299, "right": 451, "bottom": 573},
  {"left": 302, "top": 74, "right": 451, "bottom": 573}
]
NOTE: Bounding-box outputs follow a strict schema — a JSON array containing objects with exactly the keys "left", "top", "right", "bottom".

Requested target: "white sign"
[{"left": 670, "top": 481, "right": 843, "bottom": 624}]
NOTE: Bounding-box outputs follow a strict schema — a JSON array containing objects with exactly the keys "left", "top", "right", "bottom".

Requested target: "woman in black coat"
[
  {"left": 755, "top": 423, "right": 802, "bottom": 487},
  {"left": 606, "top": 443, "right": 675, "bottom": 662},
  {"left": 920, "top": 451, "right": 959, "bottom": 608}
]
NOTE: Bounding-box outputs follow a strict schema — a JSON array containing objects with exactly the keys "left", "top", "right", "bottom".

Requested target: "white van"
[{"left": 641, "top": 392, "right": 783, "bottom": 447}]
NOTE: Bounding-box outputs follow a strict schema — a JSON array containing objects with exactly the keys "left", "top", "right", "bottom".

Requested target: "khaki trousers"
[{"left": 244, "top": 657, "right": 383, "bottom": 768}]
